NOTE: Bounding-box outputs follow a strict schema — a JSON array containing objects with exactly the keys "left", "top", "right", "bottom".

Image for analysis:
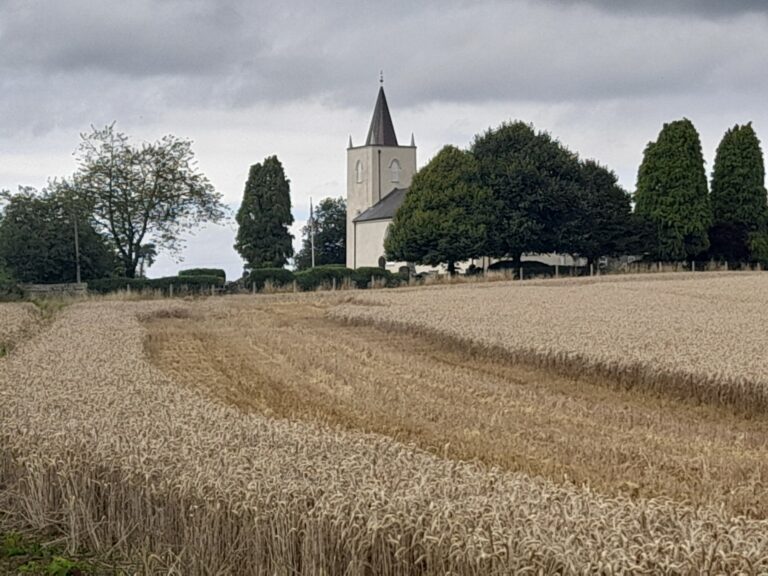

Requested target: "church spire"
[{"left": 365, "top": 82, "right": 398, "bottom": 147}]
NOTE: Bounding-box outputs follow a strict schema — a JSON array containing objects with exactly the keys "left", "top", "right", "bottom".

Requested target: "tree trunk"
[{"left": 447, "top": 260, "right": 456, "bottom": 276}]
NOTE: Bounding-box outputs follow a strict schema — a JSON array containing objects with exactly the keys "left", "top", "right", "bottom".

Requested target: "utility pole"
[
  {"left": 73, "top": 216, "right": 81, "bottom": 284},
  {"left": 309, "top": 197, "right": 316, "bottom": 268}
]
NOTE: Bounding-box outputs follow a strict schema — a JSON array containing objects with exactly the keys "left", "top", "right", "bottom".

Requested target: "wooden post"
[
  {"left": 555, "top": 264, "right": 559, "bottom": 278},
  {"left": 211, "top": 285, "right": 215, "bottom": 297},
  {"left": 519, "top": 267, "right": 523, "bottom": 281},
  {"left": 252, "top": 282, "right": 256, "bottom": 295},
  {"left": 692, "top": 260, "right": 695, "bottom": 272},
  {"left": 169, "top": 283, "right": 173, "bottom": 298},
  {"left": 332, "top": 277, "right": 336, "bottom": 291},
  {"left": 126, "top": 283, "right": 131, "bottom": 295},
  {"left": 293, "top": 280, "right": 297, "bottom": 293},
  {"left": 371, "top": 274, "right": 375, "bottom": 289},
  {"left": 590, "top": 263, "right": 594, "bottom": 277},
  {"left": 724, "top": 261, "right": 729, "bottom": 271}
]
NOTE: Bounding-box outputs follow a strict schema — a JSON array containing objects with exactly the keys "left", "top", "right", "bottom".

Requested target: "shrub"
[
  {"left": 294, "top": 266, "right": 355, "bottom": 291},
  {"left": 352, "top": 267, "right": 394, "bottom": 288},
  {"left": 179, "top": 268, "right": 226, "bottom": 280},
  {"left": 0, "top": 265, "right": 21, "bottom": 301},
  {"left": 89, "top": 275, "right": 224, "bottom": 294},
  {"left": 248, "top": 268, "right": 295, "bottom": 290}
]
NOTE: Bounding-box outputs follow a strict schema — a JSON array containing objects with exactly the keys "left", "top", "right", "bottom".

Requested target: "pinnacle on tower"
[{"left": 365, "top": 86, "right": 398, "bottom": 146}]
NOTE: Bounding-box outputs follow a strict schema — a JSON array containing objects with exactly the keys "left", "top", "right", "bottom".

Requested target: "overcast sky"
[{"left": 2, "top": 0, "right": 767, "bottom": 278}]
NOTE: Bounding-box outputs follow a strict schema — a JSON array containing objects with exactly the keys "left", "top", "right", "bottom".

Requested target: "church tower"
[{"left": 346, "top": 82, "right": 417, "bottom": 268}]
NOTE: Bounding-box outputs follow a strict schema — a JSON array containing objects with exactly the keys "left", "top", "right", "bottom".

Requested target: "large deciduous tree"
[
  {"left": 385, "top": 145, "right": 495, "bottom": 274},
  {"left": 295, "top": 197, "right": 346, "bottom": 270},
  {"left": 571, "top": 160, "right": 633, "bottom": 266},
  {"left": 634, "top": 118, "right": 711, "bottom": 261},
  {"left": 471, "top": 121, "right": 584, "bottom": 265},
  {"left": 235, "top": 155, "right": 294, "bottom": 269},
  {"left": 0, "top": 186, "right": 116, "bottom": 283},
  {"left": 709, "top": 123, "right": 768, "bottom": 263},
  {"left": 74, "top": 124, "right": 226, "bottom": 278}
]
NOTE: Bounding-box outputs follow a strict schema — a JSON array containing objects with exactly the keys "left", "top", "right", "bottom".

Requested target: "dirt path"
[{"left": 145, "top": 296, "right": 768, "bottom": 518}]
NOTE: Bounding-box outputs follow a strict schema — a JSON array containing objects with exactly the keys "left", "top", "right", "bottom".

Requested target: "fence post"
[
  {"left": 211, "top": 285, "right": 215, "bottom": 297},
  {"left": 252, "top": 282, "right": 256, "bottom": 295},
  {"left": 332, "top": 277, "right": 336, "bottom": 291},
  {"left": 590, "top": 263, "right": 594, "bottom": 277},
  {"left": 127, "top": 284, "right": 131, "bottom": 295},
  {"left": 293, "top": 280, "right": 297, "bottom": 293},
  {"left": 519, "top": 267, "right": 523, "bottom": 281},
  {"left": 692, "top": 260, "right": 695, "bottom": 272},
  {"left": 555, "top": 264, "right": 559, "bottom": 278},
  {"left": 724, "top": 261, "right": 729, "bottom": 271},
  {"left": 169, "top": 284, "right": 174, "bottom": 298}
]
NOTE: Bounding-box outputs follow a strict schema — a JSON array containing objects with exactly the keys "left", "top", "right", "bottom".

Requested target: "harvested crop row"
[
  {"left": 2, "top": 300, "right": 768, "bottom": 573},
  {"left": 332, "top": 272, "right": 768, "bottom": 413}
]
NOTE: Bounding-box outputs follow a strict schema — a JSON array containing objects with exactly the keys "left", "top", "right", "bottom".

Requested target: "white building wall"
[{"left": 347, "top": 144, "right": 416, "bottom": 269}]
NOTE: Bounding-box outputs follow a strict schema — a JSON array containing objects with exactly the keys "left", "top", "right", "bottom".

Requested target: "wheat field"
[
  {"left": 3, "top": 274, "right": 768, "bottom": 573},
  {"left": 0, "top": 302, "right": 41, "bottom": 353}
]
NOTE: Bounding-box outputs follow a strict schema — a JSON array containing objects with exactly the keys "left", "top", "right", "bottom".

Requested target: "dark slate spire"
[{"left": 365, "top": 86, "right": 398, "bottom": 146}]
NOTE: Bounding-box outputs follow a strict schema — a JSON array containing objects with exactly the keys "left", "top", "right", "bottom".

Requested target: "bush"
[
  {"left": 352, "top": 267, "right": 394, "bottom": 288},
  {"left": 179, "top": 268, "right": 226, "bottom": 280},
  {"left": 294, "top": 266, "right": 355, "bottom": 291},
  {"left": 88, "top": 275, "right": 224, "bottom": 294},
  {"left": 0, "top": 265, "right": 21, "bottom": 301},
  {"left": 248, "top": 268, "right": 295, "bottom": 290}
]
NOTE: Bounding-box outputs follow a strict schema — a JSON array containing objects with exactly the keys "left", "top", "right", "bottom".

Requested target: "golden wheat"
[
  {"left": 333, "top": 272, "right": 768, "bottom": 413},
  {"left": 1, "top": 296, "right": 768, "bottom": 573},
  {"left": 0, "top": 302, "right": 41, "bottom": 352}
]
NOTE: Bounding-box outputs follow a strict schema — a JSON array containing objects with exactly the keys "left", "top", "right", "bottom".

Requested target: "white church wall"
[{"left": 352, "top": 219, "right": 392, "bottom": 269}]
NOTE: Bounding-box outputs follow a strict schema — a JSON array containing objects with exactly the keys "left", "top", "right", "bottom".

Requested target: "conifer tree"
[
  {"left": 709, "top": 123, "right": 768, "bottom": 262},
  {"left": 385, "top": 145, "right": 494, "bottom": 274},
  {"left": 235, "top": 156, "right": 294, "bottom": 269},
  {"left": 634, "top": 118, "right": 711, "bottom": 260}
]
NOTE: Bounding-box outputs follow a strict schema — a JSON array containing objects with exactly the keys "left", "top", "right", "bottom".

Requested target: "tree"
[
  {"left": 294, "top": 197, "right": 346, "bottom": 270},
  {"left": 709, "top": 123, "right": 768, "bottom": 263},
  {"left": 385, "top": 145, "right": 495, "bottom": 274},
  {"left": 571, "top": 160, "right": 633, "bottom": 266},
  {"left": 471, "top": 121, "right": 584, "bottom": 265},
  {"left": 235, "top": 156, "right": 294, "bottom": 269},
  {"left": 634, "top": 118, "right": 711, "bottom": 261},
  {"left": 73, "top": 124, "right": 226, "bottom": 278},
  {"left": 0, "top": 186, "right": 116, "bottom": 283}
]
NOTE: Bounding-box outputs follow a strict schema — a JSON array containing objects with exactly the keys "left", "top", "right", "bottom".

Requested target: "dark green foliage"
[
  {"left": 572, "top": 160, "right": 633, "bottom": 264},
  {"left": 248, "top": 268, "right": 295, "bottom": 290},
  {"left": 709, "top": 123, "right": 768, "bottom": 262},
  {"left": 0, "top": 187, "right": 116, "bottom": 284},
  {"left": 471, "top": 122, "right": 584, "bottom": 262},
  {"left": 295, "top": 197, "right": 346, "bottom": 270},
  {"left": 179, "top": 268, "right": 226, "bottom": 280},
  {"left": 352, "top": 266, "right": 394, "bottom": 288},
  {"left": 634, "top": 118, "right": 711, "bottom": 260},
  {"left": 385, "top": 145, "right": 495, "bottom": 273},
  {"left": 0, "top": 263, "right": 20, "bottom": 300},
  {"left": 293, "top": 265, "right": 355, "bottom": 291},
  {"left": 235, "top": 156, "right": 294, "bottom": 269},
  {"left": 75, "top": 124, "right": 226, "bottom": 278},
  {"left": 89, "top": 275, "right": 224, "bottom": 294}
]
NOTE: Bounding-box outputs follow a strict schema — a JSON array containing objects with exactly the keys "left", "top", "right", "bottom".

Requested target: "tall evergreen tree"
[
  {"left": 634, "top": 118, "right": 711, "bottom": 261},
  {"left": 385, "top": 145, "right": 495, "bottom": 274},
  {"left": 235, "top": 156, "right": 294, "bottom": 269},
  {"left": 471, "top": 121, "right": 584, "bottom": 265},
  {"left": 295, "top": 197, "right": 346, "bottom": 270},
  {"left": 709, "top": 123, "right": 768, "bottom": 262}
]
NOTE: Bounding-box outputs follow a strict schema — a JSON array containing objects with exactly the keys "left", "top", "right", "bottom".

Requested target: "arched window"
[
  {"left": 389, "top": 159, "right": 401, "bottom": 183},
  {"left": 355, "top": 160, "right": 364, "bottom": 183},
  {"left": 378, "top": 256, "right": 386, "bottom": 269}
]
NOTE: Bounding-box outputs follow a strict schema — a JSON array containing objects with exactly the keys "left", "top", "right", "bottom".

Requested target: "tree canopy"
[
  {"left": 295, "top": 197, "right": 346, "bottom": 270},
  {"left": 385, "top": 145, "right": 495, "bottom": 273},
  {"left": 571, "top": 160, "right": 633, "bottom": 264},
  {"left": 235, "top": 155, "right": 294, "bottom": 269},
  {"left": 73, "top": 124, "right": 226, "bottom": 278},
  {"left": 0, "top": 186, "right": 116, "bottom": 283},
  {"left": 709, "top": 123, "right": 768, "bottom": 262},
  {"left": 471, "top": 121, "right": 584, "bottom": 263},
  {"left": 634, "top": 118, "right": 711, "bottom": 261}
]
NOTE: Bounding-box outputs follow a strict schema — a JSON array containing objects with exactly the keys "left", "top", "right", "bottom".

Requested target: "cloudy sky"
[{"left": 1, "top": 0, "right": 767, "bottom": 278}]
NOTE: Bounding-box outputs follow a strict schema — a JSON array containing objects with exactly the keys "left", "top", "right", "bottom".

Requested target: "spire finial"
[{"left": 379, "top": 70, "right": 384, "bottom": 85}]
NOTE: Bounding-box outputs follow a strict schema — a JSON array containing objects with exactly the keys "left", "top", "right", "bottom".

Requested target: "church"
[
  {"left": 346, "top": 84, "right": 416, "bottom": 271},
  {"left": 346, "top": 84, "right": 585, "bottom": 273}
]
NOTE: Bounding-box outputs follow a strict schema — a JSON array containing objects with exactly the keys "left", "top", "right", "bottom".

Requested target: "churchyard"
[{"left": 2, "top": 271, "right": 768, "bottom": 574}]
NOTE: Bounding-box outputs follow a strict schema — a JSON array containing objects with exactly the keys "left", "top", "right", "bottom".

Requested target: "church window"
[
  {"left": 356, "top": 160, "right": 364, "bottom": 183},
  {"left": 389, "top": 159, "right": 401, "bottom": 183}
]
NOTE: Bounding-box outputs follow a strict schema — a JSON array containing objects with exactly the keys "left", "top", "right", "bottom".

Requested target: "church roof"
[
  {"left": 353, "top": 187, "right": 408, "bottom": 223},
  {"left": 365, "top": 86, "right": 399, "bottom": 146}
]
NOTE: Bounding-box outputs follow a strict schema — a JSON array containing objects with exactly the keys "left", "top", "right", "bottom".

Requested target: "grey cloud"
[{"left": 543, "top": 0, "right": 768, "bottom": 17}]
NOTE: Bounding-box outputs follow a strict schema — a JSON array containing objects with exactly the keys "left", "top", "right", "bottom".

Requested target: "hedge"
[
  {"left": 248, "top": 268, "right": 295, "bottom": 290},
  {"left": 89, "top": 275, "right": 224, "bottom": 294},
  {"left": 179, "top": 268, "right": 226, "bottom": 280},
  {"left": 352, "top": 267, "right": 394, "bottom": 288},
  {"left": 294, "top": 266, "right": 356, "bottom": 291}
]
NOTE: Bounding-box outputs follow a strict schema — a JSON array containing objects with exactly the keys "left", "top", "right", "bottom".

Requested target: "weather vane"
[{"left": 379, "top": 70, "right": 384, "bottom": 85}]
